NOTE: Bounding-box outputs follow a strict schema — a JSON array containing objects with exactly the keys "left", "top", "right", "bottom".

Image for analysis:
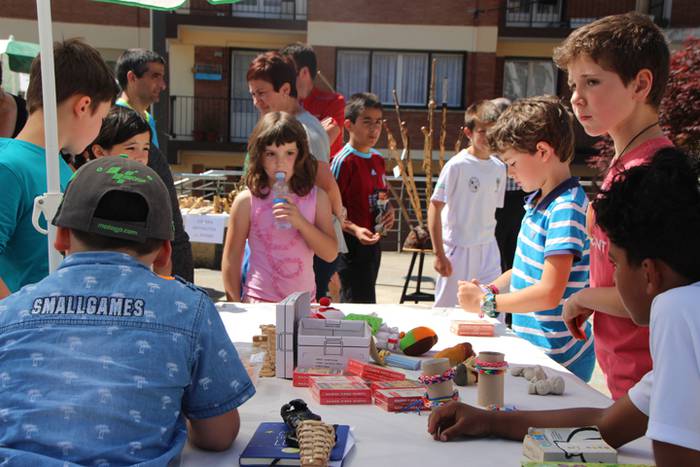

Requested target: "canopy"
[{"left": 0, "top": 36, "right": 40, "bottom": 73}]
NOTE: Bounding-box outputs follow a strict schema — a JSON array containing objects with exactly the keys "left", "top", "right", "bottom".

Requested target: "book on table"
[{"left": 239, "top": 422, "right": 354, "bottom": 466}]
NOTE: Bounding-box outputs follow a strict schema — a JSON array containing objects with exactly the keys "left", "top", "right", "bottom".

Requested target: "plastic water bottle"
[{"left": 272, "top": 171, "right": 292, "bottom": 230}]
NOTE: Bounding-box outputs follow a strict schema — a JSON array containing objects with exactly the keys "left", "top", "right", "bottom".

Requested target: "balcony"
[
  {"left": 168, "top": 95, "right": 258, "bottom": 151},
  {"left": 166, "top": 0, "right": 307, "bottom": 34},
  {"left": 499, "top": 0, "right": 645, "bottom": 37}
]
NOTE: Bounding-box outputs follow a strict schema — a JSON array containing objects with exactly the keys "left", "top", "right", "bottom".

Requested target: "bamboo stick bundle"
[
  {"left": 421, "top": 58, "right": 437, "bottom": 202},
  {"left": 383, "top": 121, "right": 417, "bottom": 228},
  {"left": 392, "top": 89, "right": 422, "bottom": 225},
  {"left": 454, "top": 125, "right": 465, "bottom": 154},
  {"left": 439, "top": 96, "right": 448, "bottom": 170}
]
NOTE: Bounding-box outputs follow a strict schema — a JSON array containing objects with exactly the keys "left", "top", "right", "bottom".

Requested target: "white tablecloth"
[{"left": 179, "top": 304, "right": 653, "bottom": 466}]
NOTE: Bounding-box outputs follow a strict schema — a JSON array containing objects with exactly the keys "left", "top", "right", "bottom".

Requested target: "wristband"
[{"left": 486, "top": 284, "right": 499, "bottom": 295}]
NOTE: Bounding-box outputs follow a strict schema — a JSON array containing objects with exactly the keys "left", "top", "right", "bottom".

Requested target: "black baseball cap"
[{"left": 53, "top": 156, "right": 174, "bottom": 242}]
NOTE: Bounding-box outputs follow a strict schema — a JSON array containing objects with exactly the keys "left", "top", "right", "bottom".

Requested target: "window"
[
  {"left": 505, "top": 0, "right": 563, "bottom": 28},
  {"left": 230, "top": 50, "right": 262, "bottom": 142},
  {"left": 503, "top": 59, "right": 557, "bottom": 101},
  {"left": 336, "top": 50, "right": 464, "bottom": 108},
  {"left": 231, "top": 0, "right": 306, "bottom": 20}
]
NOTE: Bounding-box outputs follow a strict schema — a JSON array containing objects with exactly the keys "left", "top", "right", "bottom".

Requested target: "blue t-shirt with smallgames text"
[{"left": 0, "top": 138, "right": 73, "bottom": 293}]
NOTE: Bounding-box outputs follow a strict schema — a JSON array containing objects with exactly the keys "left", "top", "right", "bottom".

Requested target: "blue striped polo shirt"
[{"left": 511, "top": 177, "right": 595, "bottom": 381}]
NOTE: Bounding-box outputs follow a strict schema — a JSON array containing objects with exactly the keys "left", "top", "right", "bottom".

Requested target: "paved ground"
[{"left": 195, "top": 250, "right": 611, "bottom": 398}]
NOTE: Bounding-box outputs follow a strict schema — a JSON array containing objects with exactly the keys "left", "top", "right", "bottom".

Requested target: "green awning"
[
  {"left": 0, "top": 37, "right": 40, "bottom": 74},
  {"left": 93, "top": 0, "right": 241, "bottom": 10}
]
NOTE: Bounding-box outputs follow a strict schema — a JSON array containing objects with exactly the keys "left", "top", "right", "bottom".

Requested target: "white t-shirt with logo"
[
  {"left": 431, "top": 149, "right": 506, "bottom": 247},
  {"left": 628, "top": 281, "right": 700, "bottom": 452}
]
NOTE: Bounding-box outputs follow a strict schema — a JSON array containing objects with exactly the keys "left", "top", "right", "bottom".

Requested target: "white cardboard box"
[
  {"left": 275, "top": 291, "right": 310, "bottom": 378},
  {"left": 522, "top": 426, "right": 617, "bottom": 463},
  {"left": 296, "top": 318, "right": 371, "bottom": 370}
]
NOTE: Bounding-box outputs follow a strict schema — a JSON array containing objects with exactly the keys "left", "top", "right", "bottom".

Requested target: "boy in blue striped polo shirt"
[{"left": 457, "top": 96, "right": 595, "bottom": 381}]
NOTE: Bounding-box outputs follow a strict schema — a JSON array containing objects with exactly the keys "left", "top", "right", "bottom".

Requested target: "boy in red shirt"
[
  {"left": 331, "top": 93, "right": 394, "bottom": 303},
  {"left": 557, "top": 12, "right": 673, "bottom": 399}
]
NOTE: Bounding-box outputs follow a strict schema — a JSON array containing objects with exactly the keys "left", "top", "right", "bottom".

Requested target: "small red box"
[
  {"left": 370, "top": 379, "right": 423, "bottom": 395},
  {"left": 345, "top": 359, "right": 406, "bottom": 382},
  {"left": 309, "top": 376, "right": 371, "bottom": 405},
  {"left": 450, "top": 320, "right": 495, "bottom": 337},
  {"left": 293, "top": 367, "right": 343, "bottom": 387},
  {"left": 374, "top": 388, "right": 428, "bottom": 412}
]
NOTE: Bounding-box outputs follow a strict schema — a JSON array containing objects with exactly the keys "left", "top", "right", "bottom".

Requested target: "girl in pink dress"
[{"left": 222, "top": 112, "right": 337, "bottom": 302}]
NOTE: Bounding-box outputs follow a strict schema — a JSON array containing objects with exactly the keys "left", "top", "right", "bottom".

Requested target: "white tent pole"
[{"left": 36, "top": 0, "right": 63, "bottom": 272}]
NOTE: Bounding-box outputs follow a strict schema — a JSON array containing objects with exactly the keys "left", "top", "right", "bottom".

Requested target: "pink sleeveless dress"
[{"left": 243, "top": 187, "right": 317, "bottom": 302}]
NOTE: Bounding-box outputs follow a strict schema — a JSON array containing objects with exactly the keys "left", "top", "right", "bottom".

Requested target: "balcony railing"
[
  {"left": 169, "top": 95, "right": 258, "bottom": 144},
  {"left": 174, "top": 0, "right": 307, "bottom": 21},
  {"left": 502, "top": 0, "right": 664, "bottom": 30}
]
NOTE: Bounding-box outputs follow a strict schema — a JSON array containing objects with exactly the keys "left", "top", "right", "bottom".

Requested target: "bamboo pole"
[
  {"left": 384, "top": 121, "right": 417, "bottom": 227},
  {"left": 392, "top": 89, "right": 422, "bottom": 225},
  {"left": 421, "top": 58, "right": 437, "bottom": 202}
]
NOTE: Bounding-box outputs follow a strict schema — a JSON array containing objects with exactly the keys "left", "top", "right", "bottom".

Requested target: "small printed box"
[
  {"left": 345, "top": 359, "right": 406, "bottom": 382},
  {"left": 374, "top": 388, "right": 427, "bottom": 412},
  {"left": 450, "top": 319, "right": 495, "bottom": 337},
  {"left": 297, "top": 319, "right": 371, "bottom": 370},
  {"left": 370, "top": 379, "right": 423, "bottom": 395},
  {"left": 523, "top": 427, "right": 617, "bottom": 463},
  {"left": 292, "top": 367, "right": 343, "bottom": 387},
  {"left": 310, "top": 375, "right": 371, "bottom": 405},
  {"left": 275, "top": 291, "right": 311, "bottom": 379}
]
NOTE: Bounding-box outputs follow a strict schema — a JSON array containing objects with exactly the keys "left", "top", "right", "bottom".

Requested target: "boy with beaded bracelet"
[
  {"left": 431, "top": 148, "right": 700, "bottom": 466},
  {"left": 457, "top": 96, "right": 595, "bottom": 382}
]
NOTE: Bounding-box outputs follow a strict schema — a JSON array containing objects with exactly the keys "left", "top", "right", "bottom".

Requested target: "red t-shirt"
[
  {"left": 331, "top": 144, "right": 387, "bottom": 231},
  {"left": 300, "top": 87, "right": 346, "bottom": 157},
  {"left": 590, "top": 136, "right": 673, "bottom": 399}
]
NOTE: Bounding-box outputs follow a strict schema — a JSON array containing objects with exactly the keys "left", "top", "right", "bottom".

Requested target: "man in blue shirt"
[
  {"left": 0, "top": 157, "right": 255, "bottom": 464},
  {"left": 115, "top": 48, "right": 166, "bottom": 149}
]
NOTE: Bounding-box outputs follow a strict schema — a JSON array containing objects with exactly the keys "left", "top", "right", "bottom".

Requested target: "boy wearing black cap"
[{"left": 0, "top": 157, "right": 255, "bottom": 464}]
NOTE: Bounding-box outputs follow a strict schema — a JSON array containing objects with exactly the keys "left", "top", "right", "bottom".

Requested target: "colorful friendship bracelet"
[
  {"left": 473, "top": 359, "right": 509, "bottom": 375},
  {"left": 422, "top": 389, "right": 460, "bottom": 408},
  {"left": 418, "top": 367, "right": 456, "bottom": 385}
]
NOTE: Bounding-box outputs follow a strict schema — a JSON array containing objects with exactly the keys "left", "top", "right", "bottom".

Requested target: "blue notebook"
[{"left": 239, "top": 422, "right": 353, "bottom": 466}]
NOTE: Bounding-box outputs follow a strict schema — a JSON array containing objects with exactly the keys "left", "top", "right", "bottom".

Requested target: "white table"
[{"left": 180, "top": 304, "right": 654, "bottom": 466}]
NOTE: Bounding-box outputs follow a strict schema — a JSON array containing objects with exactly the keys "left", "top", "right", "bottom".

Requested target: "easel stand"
[{"left": 400, "top": 248, "right": 435, "bottom": 304}]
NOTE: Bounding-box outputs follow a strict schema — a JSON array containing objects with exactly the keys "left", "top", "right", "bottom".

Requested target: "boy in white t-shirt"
[
  {"left": 428, "top": 100, "right": 506, "bottom": 307},
  {"left": 427, "top": 148, "right": 700, "bottom": 466}
]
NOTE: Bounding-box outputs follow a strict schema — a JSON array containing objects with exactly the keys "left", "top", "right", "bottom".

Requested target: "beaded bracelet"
[
  {"left": 422, "top": 389, "right": 460, "bottom": 408},
  {"left": 418, "top": 367, "right": 456, "bottom": 386},
  {"left": 473, "top": 359, "right": 509, "bottom": 375}
]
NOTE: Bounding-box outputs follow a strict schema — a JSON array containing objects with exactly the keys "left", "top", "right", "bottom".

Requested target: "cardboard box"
[
  {"left": 275, "top": 291, "right": 311, "bottom": 379},
  {"left": 370, "top": 379, "right": 423, "bottom": 395},
  {"left": 450, "top": 319, "right": 495, "bottom": 337},
  {"left": 297, "top": 318, "right": 370, "bottom": 370},
  {"left": 346, "top": 359, "right": 406, "bottom": 382},
  {"left": 310, "top": 376, "right": 371, "bottom": 405},
  {"left": 523, "top": 427, "right": 617, "bottom": 463},
  {"left": 374, "top": 388, "right": 428, "bottom": 412},
  {"left": 292, "top": 367, "right": 343, "bottom": 387}
]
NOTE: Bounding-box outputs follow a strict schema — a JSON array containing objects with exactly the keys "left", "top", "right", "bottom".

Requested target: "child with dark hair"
[
  {"left": 221, "top": 112, "right": 337, "bottom": 302},
  {"left": 89, "top": 106, "right": 152, "bottom": 163},
  {"left": 331, "top": 93, "right": 395, "bottom": 303},
  {"left": 0, "top": 39, "right": 119, "bottom": 298},
  {"left": 0, "top": 156, "right": 255, "bottom": 464},
  {"left": 428, "top": 99, "right": 507, "bottom": 308},
  {"left": 429, "top": 147, "right": 700, "bottom": 466},
  {"left": 88, "top": 105, "right": 193, "bottom": 281},
  {"left": 557, "top": 12, "right": 674, "bottom": 399}
]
